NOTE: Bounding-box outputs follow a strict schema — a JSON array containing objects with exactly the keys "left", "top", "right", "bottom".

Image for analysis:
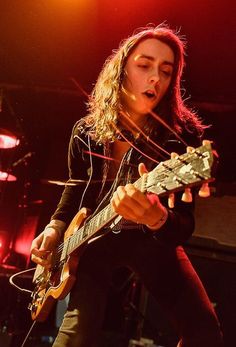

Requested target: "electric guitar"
[{"left": 29, "top": 140, "right": 217, "bottom": 321}]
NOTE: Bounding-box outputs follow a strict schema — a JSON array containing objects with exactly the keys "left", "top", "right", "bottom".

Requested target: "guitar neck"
[{"left": 60, "top": 176, "right": 143, "bottom": 257}]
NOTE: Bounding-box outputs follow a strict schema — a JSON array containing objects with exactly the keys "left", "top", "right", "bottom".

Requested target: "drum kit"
[{"left": 0, "top": 130, "right": 103, "bottom": 186}]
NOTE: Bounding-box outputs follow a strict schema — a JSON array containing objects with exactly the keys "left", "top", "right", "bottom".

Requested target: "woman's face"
[{"left": 120, "top": 38, "right": 174, "bottom": 123}]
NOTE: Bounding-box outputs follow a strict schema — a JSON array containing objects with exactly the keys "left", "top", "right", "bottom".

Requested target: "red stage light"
[
  {"left": 0, "top": 171, "right": 17, "bottom": 181},
  {"left": 14, "top": 212, "right": 42, "bottom": 266},
  {"left": 0, "top": 129, "right": 20, "bottom": 149},
  {"left": 0, "top": 233, "right": 7, "bottom": 263}
]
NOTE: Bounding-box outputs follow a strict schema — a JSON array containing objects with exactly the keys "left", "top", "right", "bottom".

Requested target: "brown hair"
[{"left": 81, "top": 23, "right": 204, "bottom": 143}]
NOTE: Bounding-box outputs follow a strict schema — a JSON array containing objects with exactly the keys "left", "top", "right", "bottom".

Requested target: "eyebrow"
[{"left": 135, "top": 54, "right": 174, "bottom": 67}]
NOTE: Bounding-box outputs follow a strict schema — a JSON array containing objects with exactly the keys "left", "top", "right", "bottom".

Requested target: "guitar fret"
[
  {"left": 85, "top": 221, "right": 92, "bottom": 236},
  {"left": 96, "top": 215, "right": 102, "bottom": 228},
  {"left": 61, "top": 240, "right": 68, "bottom": 261},
  {"left": 74, "top": 232, "right": 79, "bottom": 247},
  {"left": 71, "top": 235, "right": 76, "bottom": 253},
  {"left": 104, "top": 207, "right": 109, "bottom": 221}
]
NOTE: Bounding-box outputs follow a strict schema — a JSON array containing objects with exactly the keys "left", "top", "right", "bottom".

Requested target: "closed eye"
[
  {"left": 137, "top": 64, "right": 150, "bottom": 69},
  {"left": 161, "top": 70, "right": 172, "bottom": 77}
]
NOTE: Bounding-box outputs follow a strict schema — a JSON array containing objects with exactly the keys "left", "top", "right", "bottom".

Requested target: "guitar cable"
[
  {"left": 8, "top": 267, "right": 40, "bottom": 347},
  {"left": 9, "top": 266, "right": 36, "bottom": 294},
  {"left": 20, "top": 320, "right": 37, "bottom": 347}
]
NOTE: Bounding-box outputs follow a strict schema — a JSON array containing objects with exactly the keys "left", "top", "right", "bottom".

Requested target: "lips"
[
  {"left": 144, "top": 89, "right": 156, "bottom": 97},
  {"left": 143, "top": 89, "right": 157, "bottom": 99}
]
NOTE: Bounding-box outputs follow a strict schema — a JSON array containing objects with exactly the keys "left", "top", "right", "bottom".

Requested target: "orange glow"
[{"left": 45, "top": 0, "right": 96, "bottom": 18}]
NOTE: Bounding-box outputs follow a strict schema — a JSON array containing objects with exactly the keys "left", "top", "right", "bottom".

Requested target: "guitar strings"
[
  {"left": 81, "top": 150, "right": 138, "bottom": 169},
  {"left": 110, "top": 121, "right": 159, "bottom": 164},
  {"left": 119, "top": 110, "right": 170, "bottom": 159},
  {"left": 149, "top": 109, "right": 188, "bottom": 147},
  {"left": 79, "top": 106, "right": 185, "bottom": 171},
  {"left": 55, "top": 190, "right": 127, "bottom": 261},
  {"left": 54, "top": 200, "right": 113, "bottom": 258}
]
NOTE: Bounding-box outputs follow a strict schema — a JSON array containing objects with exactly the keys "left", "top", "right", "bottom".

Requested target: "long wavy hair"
[{"left": 81, "top": 23, "right": 204, "bottom": 143}]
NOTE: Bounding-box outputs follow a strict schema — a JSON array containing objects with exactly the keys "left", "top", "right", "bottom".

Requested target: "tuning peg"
[
  {"left": 168, "top": 193, "right": 175, "bottom": 208},
  {"left": 199, "top": 183, "right": 210, "bottom": 197},
  {"left": 181, "top": 188, "right": 192, "bottom": 202},
  {"left": 186, "top": 146, "right": 194, "bottom": 153},
  {"left": 202, "top": 139, "right": 212, "bottom": 146},
  {"left": 171, "top": 152, "right": 178, "bottom": 159}
]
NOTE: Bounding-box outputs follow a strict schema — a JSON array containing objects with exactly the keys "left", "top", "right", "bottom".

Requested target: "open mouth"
[{"left": 143, "top": 90, "right": 156, "bottom": 99}]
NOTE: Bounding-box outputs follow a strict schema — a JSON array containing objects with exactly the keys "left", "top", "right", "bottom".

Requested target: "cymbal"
[
  {"left": 0, "top": 171, "right": 17, "bottom": 181},
  {"left": 41, "top": 178, "right": 112, "bottom": 186},
  {"left": 41, "top": 179, "right": 89, "bottom": 186},
  {"left": 0, "top": 128, "right": 20, "bottom": 149}
]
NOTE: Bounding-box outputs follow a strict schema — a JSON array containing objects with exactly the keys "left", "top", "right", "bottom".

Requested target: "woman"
[{"left": 31, "top": 24, "right": 223, "bottom": 347}]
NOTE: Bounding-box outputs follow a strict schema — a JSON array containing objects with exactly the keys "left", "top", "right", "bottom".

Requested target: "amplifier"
[{"left": 187, "top": 194, "right": 236, "bottom": 262}]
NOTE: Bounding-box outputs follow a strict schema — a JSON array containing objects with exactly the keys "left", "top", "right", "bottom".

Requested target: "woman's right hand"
[{"left": 30, "top": 227, "right": 61, "bottom": 268}]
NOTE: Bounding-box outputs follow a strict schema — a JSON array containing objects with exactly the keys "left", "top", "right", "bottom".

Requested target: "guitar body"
[{"left": 31, "top": 208, "right": 89, "bottom": 321}]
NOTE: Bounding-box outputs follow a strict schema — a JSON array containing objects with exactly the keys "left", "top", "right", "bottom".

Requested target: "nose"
[{"left": 148, "top": 70, "right": 160, "bottom": 85}]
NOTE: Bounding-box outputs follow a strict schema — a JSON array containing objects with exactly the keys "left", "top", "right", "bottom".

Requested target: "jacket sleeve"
[
  {"left": 142, "top": 192, "right": 196, "bottom": 246},
  {"left": 51, "top": 121, "right": 91, "bottom": 225}
]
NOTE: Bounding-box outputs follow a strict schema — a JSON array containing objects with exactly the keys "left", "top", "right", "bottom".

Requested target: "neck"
[{"left": 119, "top": 110, "right": 147, "bottom": 136}]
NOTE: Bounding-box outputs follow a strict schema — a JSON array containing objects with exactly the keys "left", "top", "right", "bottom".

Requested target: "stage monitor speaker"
[{"left": 187, "top": 193, "right": 236, "bottom": 262}]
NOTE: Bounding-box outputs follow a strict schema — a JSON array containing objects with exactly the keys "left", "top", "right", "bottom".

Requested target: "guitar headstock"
[{"left": 145, "top": 140, "right": 218, "bottom": 198}]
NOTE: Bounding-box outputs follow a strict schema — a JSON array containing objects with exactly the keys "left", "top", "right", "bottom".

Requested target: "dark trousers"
[{"left": 53, "top": 228, "right": 223, "bottom": 347}]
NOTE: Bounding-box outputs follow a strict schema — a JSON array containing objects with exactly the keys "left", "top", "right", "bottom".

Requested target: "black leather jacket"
[{"left": 51, "top": 120, "right": 199, "bottom": 246}]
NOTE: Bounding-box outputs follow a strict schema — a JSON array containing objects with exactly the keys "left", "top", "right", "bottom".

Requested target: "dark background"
[
  {"left": 0, "top": 1, "right": 235, "bottom": 346},
  {"left": 0, "top": 0, "right": 236, "bottom": 181}
]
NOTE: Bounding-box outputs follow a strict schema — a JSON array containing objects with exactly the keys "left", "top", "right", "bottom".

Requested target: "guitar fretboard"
[{"left": 57, "top": 175, "right": 143, "bottom": 262}]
